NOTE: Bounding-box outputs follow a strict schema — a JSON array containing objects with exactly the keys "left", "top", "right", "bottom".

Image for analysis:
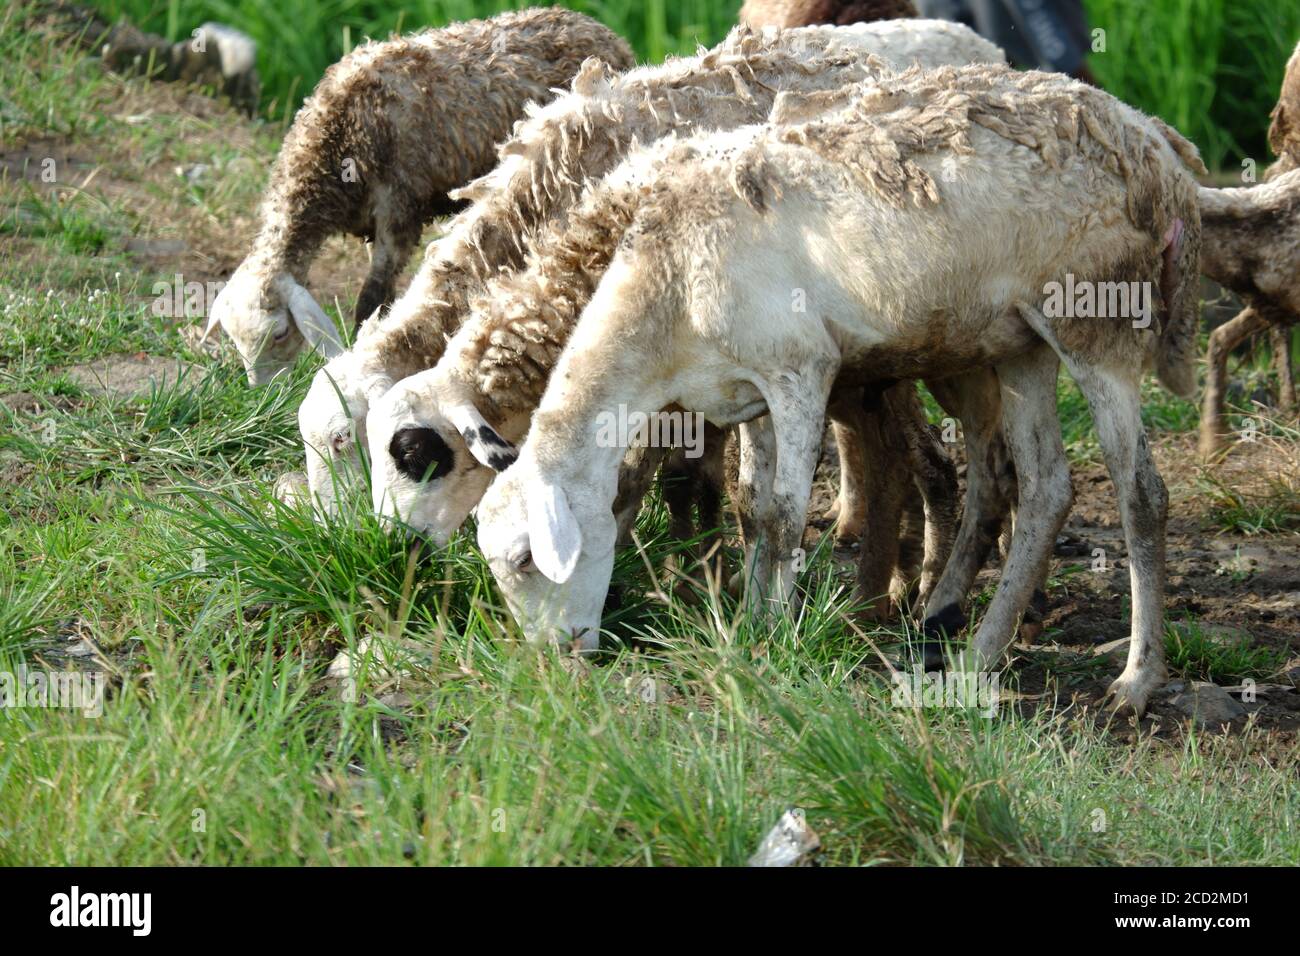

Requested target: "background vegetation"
[{"left": 86, "top": 0, "right": 1300, "bottom": 170}]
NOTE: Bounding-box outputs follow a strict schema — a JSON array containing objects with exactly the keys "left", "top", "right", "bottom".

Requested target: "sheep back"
[{"left": 253, "top": 7, "right": 634, "bottom": 273}]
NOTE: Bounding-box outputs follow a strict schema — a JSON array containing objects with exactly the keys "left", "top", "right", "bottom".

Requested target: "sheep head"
[
  {"left": 475, "top": 461, "right": 615, "bottom": 650},
  {"left": 298, "top": 354, "right": 387, "bottom": 516},
  {"left": 203, "top": 261, "right": 345, "bottom": 386},
  {"left": 365, "top": 369, "right": 519, "bottom": 547}
]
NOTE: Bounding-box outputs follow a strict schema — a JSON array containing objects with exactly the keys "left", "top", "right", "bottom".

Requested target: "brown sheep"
[
  {"left": 203, "top": 8, "right": 633, "bottom": 386},
  {"left": 1199, "top": 38, "right": 1300, "bottom": 456},
  {"left": 1198, "top": 169, "right": 1300, "bottom": 455}
]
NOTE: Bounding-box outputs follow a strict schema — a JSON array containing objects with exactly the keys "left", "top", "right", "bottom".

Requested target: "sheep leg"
[
  {"left": 684, "top": 425, "right": 728, "bottom": 573},
  {"left": 892, "top": 494, "right": 926, "bottom": 609},
  {"left": 761, "top": 370, "right": 833, "bottom": 607},
  {"left": 733, "top": 416, "right": 776, "bottom": 609},
  {"left": 1199, "top": 305, "right": 1270, "bottom": 458},
  {"left": 660, "top": 424, "right": 726, "bottom": 542},
  {"left": 825, "top": 390, "right": 869, "bottom": 546},
  {"left": 892, "top": 384, "right": 958, "bottom": 609},
  {"left": 1273, "top": 325, "right": 1297, "bottom": 412},
  {"left": 613, "top": 443, "right": 669, "bottom": 547},
  {"left": 967, "top": 344, "right": 1072, "bottom": 673},
  {"left": 848, "top": 391, "right": 906, "bottom": 622},
  {"left": 920, "top": 369, "right": 1013, "bottom": 644},
  {"left": 354, "top": 219, "right": 419, "bottom": 326},
  {"left": 657, "top": 437, "right": 725, "bottom": 591},
  {"left": 1015, "top": 303, "right": 1169, "bottom": 716},
  {"left": 1072, "top": 365, "right": 1171, "bottom": 717}
]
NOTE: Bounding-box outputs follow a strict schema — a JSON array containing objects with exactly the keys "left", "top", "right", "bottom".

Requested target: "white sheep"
[
  {"left": 474, "top": 64, "right": 1203, "bottom": 719},
  {"left": 301, "top": 19, "right": 1006, "bottom": 518},
  {"left": 203, "top": 8, "right": 633, "bottom": 386}
]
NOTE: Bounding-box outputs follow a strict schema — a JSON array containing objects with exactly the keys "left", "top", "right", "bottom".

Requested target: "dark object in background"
[
  {"left": 739, "top": 0, "right": 918, "bottom": 29},
  {"left": 27, "top": 1, "right": 261, "bottom": 115},
  {"left": 915, "top": 0, "right": 1094, "bottom": 81}
]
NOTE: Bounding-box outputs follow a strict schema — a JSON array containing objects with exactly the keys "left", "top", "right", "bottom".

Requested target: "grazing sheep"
[
  {"left": 1198, "top": 168, "right": 1300, "bottom": 455},
  {"left": 204, "top": 7, "right": 633, "bottom": 386},
  {"left": 359, "top": 22, "right": 1004, "bottom": 588},
  {"left": 305, "top": 20, "right": 1004, "bottom": 522},
  {"left": 1198, "top": 39, "right": 1300, "bottom": 457},
  {"left": 365, "top": 180, "right": 645, "bottom": 546},
  {"left": 740, "top": 0, "right": 918, "bottom": 28},
  {"left": 473, "top": 65, "right": 1202, "bottom": 720}
]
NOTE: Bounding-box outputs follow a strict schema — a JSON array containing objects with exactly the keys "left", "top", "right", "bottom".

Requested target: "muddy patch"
[{"left": 57, "top": 352, "right": 198, "bottom": 398}]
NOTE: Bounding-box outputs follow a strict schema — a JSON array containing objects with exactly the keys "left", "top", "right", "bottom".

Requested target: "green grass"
[
  {"left": 3, "top": 5, "right": 1299, "bottom": 867},
  {"left": 1195, "top": 414, "right": 1300, "bottom": 534},
  {"left": 1165, "top": 618, "right": 1290, "bottom": 685},
  {"left": 1085, "top": 0, "right": 1300, "bottom": 171}
]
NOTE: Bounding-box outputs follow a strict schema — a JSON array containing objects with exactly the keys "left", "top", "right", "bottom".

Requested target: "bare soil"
[{"left": 811, "top": 426, "right": 1300, "bottom": 741}]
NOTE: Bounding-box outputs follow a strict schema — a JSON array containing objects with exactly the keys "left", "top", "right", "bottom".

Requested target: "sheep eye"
[
  {"left": 512, "top": 550, "right": 534, "bottom": 573},
  {"left": 272, "top": 325, "right": 291, "bottom": 342}
]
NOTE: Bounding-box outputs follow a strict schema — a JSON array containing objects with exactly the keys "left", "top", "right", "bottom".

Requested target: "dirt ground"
[
  {"left": 808, "top": 425, "right": 1300, "bottom": 740},
  {"left": 0, "top": 73, "right": 397, "bottom": 328}
]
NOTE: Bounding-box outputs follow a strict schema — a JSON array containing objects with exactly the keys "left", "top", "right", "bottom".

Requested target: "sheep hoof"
[
  {"left": 831, "top": 518, "right": 865, "bottom": 549},
  {"left": 1104, "top": 668, "right": 1162, "bottom": 719},
  {"left": 921, "top": 603, "right": 966, "bottom": 640},
  {"left": 919, "top": 640, "right": 946, "bottom": 673}
]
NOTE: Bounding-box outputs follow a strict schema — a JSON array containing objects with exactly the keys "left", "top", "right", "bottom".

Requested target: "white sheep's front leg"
[{"left": 966, "top": 343, "right": 1073, "bottom": 673}]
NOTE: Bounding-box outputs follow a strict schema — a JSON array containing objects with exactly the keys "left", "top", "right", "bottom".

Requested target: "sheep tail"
[{"left": 1153, "top": 209, "right": 1200, "bottom": 398}]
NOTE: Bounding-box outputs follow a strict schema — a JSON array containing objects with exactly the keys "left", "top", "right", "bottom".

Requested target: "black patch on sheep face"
[
  {"left": 390, "top": 427, "right": 454, "bottom": 483},
  {"left": 461, "top": 423, "right": 518, "bottom": 472}
]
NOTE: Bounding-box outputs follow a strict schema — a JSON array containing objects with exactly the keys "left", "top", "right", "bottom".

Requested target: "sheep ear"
[
  {"left": 445, "top": 403, "right": 518, "bottom": 472},
  {"left": 199, "top": 289, "right": 226, "bottom": 344},
  {"left": 527, "top": 481, "right": 581, "bottom": 584},
  {"left": 571, "top": 56, "right": 611, "bottom": 97},
  {"left": 281, "top": 279, "right": 344, "bottom": 358}
]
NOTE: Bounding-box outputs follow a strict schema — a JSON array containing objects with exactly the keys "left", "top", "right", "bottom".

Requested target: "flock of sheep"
[{"left": 198, "top": 5, "right": 1300, "bottom": 720}]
